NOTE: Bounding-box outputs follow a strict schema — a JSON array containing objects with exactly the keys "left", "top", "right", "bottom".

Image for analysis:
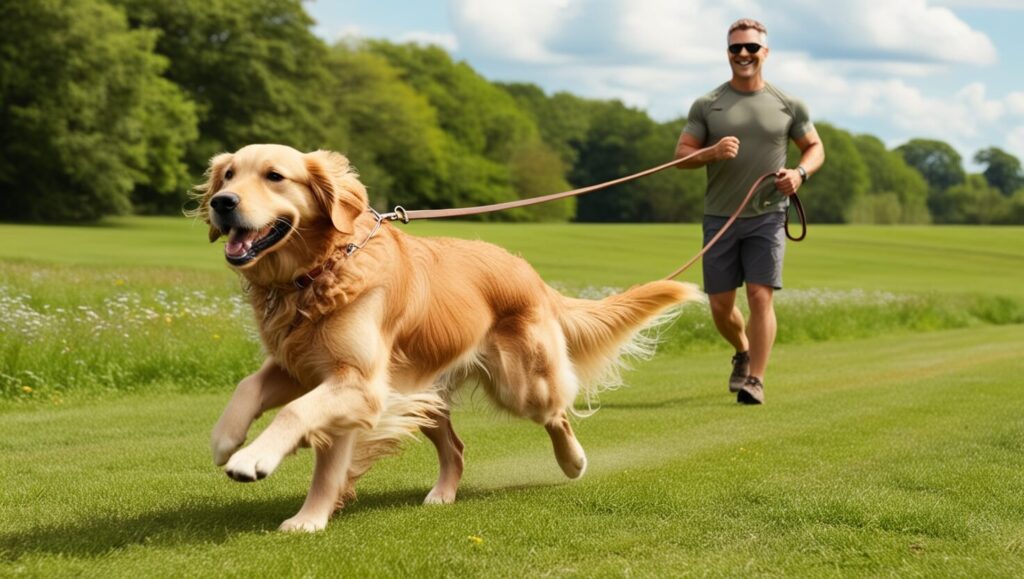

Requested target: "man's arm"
[
  {"left": 774, "top": 128, "right": 824, "bottom": 196},
  {"left": 674, "top": 132, "right": 739, "bottom": 169}
]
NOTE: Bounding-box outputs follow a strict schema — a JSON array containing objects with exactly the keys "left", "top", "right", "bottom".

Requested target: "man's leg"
[
  {"left": 702, "top": 214, "right": 748, "bottom": 393},
  {"left": 745, "top": 283, "right": 776, "bottom": 381},
  {"left": 736, "top": 212, "right": 785, "bottom": 404},
  {"left": 708, "top": 290, "right": 748, "bottom": 353}
]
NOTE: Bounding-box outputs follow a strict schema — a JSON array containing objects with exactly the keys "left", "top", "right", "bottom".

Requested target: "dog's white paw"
[
  {"left": 558, "top": 444, "right": 587, "bottom": 479},
  {"left": 562, "top": 453, "right": 587, "bottom": 480},
  {"left": 279, "top": 515, "right": 328, "bottom": 533},
  {"left": 223, "top": 446, "right": 282, "bottom": 482},
  {"left": 423, "top": 486, "right": 457, "bottom": 505}
]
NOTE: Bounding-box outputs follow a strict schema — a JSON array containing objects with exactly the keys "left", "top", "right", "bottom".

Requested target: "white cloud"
[
  {"left": 761, "top": 1, "right": 997, "bottom": 66},
  {"left": 443, "top": 0, "right": 1010, "bottom": 163},
  {"left": 449, "top": 0, "right": 996, "bottom": 67},
  {"left": 1007, "top": 126, "right": 1024, "bottom": 162},
  {"left": 956, "top": 83, "right": 1004, "bottom": 123},
  {"left": 1007, "top": 93, "right": 1024, "bottom": 116},
  {"left": 451, "top": 0, "right": 581, "bottom": 64},
  {"left": 616, "top": 0, "right": 757, "bottom": 65},
  {"left": 931, "top": 0, "right": 1024, "bottom": 9}
]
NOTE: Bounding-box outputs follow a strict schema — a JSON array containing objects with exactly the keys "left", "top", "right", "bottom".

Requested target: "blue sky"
[{"left": 307, "top": 0, "right": 1024, "bottom": 169}]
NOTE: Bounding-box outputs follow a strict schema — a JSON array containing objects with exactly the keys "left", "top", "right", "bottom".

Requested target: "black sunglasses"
[{"left": 728, "top": 43, "right": 763, "bottom": 55}]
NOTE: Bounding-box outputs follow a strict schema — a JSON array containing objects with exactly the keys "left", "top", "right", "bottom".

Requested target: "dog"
[{"left": 195, "top": 144, "right": 701, "bottom": 532}]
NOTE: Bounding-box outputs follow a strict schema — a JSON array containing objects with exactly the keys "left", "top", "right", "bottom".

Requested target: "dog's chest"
[
  {"left": 250, "top": 297, "right": 326, "bottom": 389},
  {"left": 260, "top": 325, "right": 325, "bottom": 389}
]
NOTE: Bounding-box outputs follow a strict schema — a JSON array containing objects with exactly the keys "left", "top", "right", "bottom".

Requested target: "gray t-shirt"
[{"left": 683, "top": 82, "right": 814, "bottom": 217}]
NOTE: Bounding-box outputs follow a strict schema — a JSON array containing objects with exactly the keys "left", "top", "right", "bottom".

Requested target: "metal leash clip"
[{"left": 377, "top": 205, "right": 409, "bottom": 224}]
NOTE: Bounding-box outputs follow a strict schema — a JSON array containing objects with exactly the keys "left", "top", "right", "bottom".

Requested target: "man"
[{"left": 674, "top": 18, "right": 824, "bottom": 404}]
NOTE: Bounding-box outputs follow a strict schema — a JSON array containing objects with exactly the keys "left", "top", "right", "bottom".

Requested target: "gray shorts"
[{"left": 702, "top": 212, "right": 786, "bottom": 294}]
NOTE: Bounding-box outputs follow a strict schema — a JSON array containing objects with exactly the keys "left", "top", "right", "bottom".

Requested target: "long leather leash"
[
  {"left": 318, "top": 147, "right": 807, "bottom": 286},
  {"left": 388, "top": 146, "right": 716, "bottom": 221}
]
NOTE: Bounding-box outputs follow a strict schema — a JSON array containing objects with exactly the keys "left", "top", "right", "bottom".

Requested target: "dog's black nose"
[{"left": 210, "top": 193, "right": 240, "bottom": 216}]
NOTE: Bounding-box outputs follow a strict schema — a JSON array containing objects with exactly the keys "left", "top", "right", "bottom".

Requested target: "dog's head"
[{"left": 196, "top": 144, "right": 368, "bottom": 272}]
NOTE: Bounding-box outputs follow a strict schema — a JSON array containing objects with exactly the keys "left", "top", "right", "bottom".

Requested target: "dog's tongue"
[{"left": 225, "top": 229, "right": 257, "bottom": 258}]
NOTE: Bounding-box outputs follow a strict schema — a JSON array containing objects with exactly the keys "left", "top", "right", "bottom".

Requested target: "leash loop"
[{"left": 785, "top": 194, "right": 807, "bottom": 241}]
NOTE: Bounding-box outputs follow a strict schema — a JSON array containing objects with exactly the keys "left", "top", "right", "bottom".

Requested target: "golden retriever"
[{"left": 196, "top": 144, "right": 701, "bottom": 532}]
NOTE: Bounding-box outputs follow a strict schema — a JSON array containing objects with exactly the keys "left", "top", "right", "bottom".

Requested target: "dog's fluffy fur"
[{"left": 197, "top": 144, "right": 701, "bottom": 532}]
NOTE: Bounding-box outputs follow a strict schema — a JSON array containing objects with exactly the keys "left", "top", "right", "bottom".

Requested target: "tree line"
[{"left": 2, "top": 0, "right": 1022, "bottom": 224}]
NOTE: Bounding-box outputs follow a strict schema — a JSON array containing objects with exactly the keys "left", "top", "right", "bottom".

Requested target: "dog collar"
[
  {"left": 292, "top": 208, "right": 385, "bottom": 290},
  {"left": 293, "top": 264, "right": 326, "bottom": 290}
]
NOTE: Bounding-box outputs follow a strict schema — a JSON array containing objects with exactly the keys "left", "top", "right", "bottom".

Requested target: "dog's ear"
[
  {"left": 305, "top": 150, "right": 368, "bottom": 235},
  {"left": 194, "top": 152, "right": 233, "bottom": 242}
]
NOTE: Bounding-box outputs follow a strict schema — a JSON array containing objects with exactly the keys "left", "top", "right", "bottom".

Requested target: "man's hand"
[
  {"left": 713, "top": 136, "right": 740, "bottom": 161},
  {"left": 774, "top": 168, "right": 801, "bottom": 196}
]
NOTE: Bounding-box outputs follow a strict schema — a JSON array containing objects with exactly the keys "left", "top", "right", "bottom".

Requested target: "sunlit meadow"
[{"left": 1, "top": 219, "right": 1022, "bottom": 577}]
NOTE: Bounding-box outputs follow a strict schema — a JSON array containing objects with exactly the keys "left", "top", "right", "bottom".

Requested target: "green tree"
[
  {"left": 632, "top": 120, "right": 706, "bottom": 223},
  {"left": 115, "top": 0, "right": 331, "bottom": 178},
  {"left": 573, "top": 101, "right": 659, "bottom": 222},
  {"left": 322, "top": 44, "right": 449, "bottom": 210},
  {"left": 1006, "top": 189, "right": 1024, "bottom": 224},
  {"left": 944, "top": 174, "right": 1010, "bottom": 224},
  {"left": 130, "top": 74, "right": 200, "bottom": 214},
  {"left": 852, "top": 134, "right": 930, "bottom": 223},
  {"left": 506, "top": 142, "right": 575, "bottom": 221},
  {"left": 0, "top": 0, "right": 196, "bottom": 222},
  {"left": 847, "top": 193, "right": 903, "bottom": 224},
  {"left": 897, "top": 138, "right": 966, "bottom": 192},
  {"left": 368, "top": 41, "right": 556, "bottom": 216},
  {"left": 896, "top": 138, "right": 966, "bottom": 222},
  {"left": 501, "top": 83, "right": 591, "bottom": 167},
  {"left": 370, "top": 41, "right": 537, "bottom": 162},
  {"left": 974, "top": 147, "right": 1023, "bottom": 196},
  {"left": 790, "top": 123, "right": 869, "bottom": 223}
]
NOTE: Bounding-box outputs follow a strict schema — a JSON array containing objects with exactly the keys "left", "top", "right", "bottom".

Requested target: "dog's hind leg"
[
  {"left": 211, "top": 358, "right": 303, "bottom": 466},
  {"left": 545, "top": 409, "right": 587, "bottom": 479},
  {"left": 485, "top": 314, "right": 587, "bottom": 480},
  {"left": 279, "top": 432, "right": 357, "bottom": 533},
  {"left": 421, "top": 409, "right": 465, "bottom": 504}
]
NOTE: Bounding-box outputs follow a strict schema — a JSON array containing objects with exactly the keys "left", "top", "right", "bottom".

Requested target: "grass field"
[{"left": 1, "top": 217, "right": 1023, "bottom": 577}]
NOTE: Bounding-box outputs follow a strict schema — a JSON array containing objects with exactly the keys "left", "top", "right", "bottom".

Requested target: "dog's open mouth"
[{"left": 224, "top": 218, "right": 292, "bottom": 266}]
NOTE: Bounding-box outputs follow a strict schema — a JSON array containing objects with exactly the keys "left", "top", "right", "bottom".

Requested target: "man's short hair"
[{"left": 728, "top": 18, "right": 767, "bottom": 45}]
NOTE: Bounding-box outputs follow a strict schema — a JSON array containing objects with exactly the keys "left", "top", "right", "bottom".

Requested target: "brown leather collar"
[{"left": 293, "top": 263, "right": 326, "bottom": 290}]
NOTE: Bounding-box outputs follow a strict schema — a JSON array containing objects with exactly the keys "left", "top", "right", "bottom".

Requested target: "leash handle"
[{"left": 785, "top": 194, "right": 807, "bottom": 241}]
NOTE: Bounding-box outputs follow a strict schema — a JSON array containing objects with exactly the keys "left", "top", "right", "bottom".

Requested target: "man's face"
[{"left": 727, "top": 28, "right": 768, "bottom": 80}]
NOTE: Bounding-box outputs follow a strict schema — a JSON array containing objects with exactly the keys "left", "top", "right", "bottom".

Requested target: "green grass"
[
  {"left": 1, "top": 327, "right": 1022, "bottom": 576},
  {"left": 1, "top": 217, "right": 1022, "bottom": 292},
  {"left": 1, "top": 217, "right": 1023, "bottom": 576},
  {"left": 2, "top": 218, "right": 1021, "bottom": 402}
]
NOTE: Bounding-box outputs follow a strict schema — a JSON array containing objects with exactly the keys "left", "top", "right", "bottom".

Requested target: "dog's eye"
[
  {"left": 266, "top": 171, "right": 285, "bottom": 182},
  {"left": 224, "top": 169, "right": 234, "bottom": 180}
]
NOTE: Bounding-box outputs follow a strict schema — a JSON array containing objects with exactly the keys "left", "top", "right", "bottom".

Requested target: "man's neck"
[{"left": 730, "top": 76, "right": 766, "bottom": 93}]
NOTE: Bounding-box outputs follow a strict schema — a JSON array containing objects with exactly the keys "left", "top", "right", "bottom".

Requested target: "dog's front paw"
[
  {"left": 223, "top": 446, "right": 282, "bottom": 482},
  {"left": 423, "top": 486, "right": 458, "bottom": 505},
  {"left": 279, "top": 515, "right": 328, "bottom": 533}
]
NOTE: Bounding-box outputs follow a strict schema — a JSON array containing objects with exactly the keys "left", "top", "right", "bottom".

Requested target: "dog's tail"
[{"left": 556, "top": 280, "right": 703, "bottom": 408}]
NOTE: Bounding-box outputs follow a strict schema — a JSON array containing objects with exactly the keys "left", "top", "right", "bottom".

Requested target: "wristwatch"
[{"left": 796, "top": 165, "right": 808, "bottom": 183}]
